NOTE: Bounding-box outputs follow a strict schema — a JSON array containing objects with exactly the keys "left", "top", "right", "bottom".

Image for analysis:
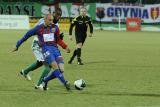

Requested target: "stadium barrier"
[
  {"left": 1, "top": 2, "right": 160, "bottom": 31},
  {"left": 29, "top": 17, "right": 70, "bottom": 31},
  {"left": 0, "top": 15, "right": 29, "bottom": 30}
]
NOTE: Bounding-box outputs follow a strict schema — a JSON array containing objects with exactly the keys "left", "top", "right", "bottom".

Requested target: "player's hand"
[
  {"left": 88, "top": 33, "right": 92, "bottom": 37},
  {"left": 12, "top": 47, "right": 18, "bottom": 52},
  {"left": 69, "top": 35, "right": 72, "bottom": 41},
  {"left": 60, "top": 33, "right": 64, "bottom": 40},
  {"left": 65, "top": 47, "right": 70, "bottom": 53}
]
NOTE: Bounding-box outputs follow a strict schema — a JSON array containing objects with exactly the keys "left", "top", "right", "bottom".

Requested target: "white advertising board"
[{"left": 0, "top": 15, "right": 29, "bottom": 29}]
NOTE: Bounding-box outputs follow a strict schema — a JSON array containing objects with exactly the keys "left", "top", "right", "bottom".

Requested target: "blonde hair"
[{"left": 80, "top": 6, "right": 87, "bottom": 11}]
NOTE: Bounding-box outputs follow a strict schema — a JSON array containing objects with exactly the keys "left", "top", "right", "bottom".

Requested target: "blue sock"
[
  {"left": 44, "top": 69, "right": 66, "bottom": 85},
  {"left": 44, "top": 72, "right": 56, "bottom": 83},
  {"left": 53, "top": 69, "right": 66, "bottom": 85}
]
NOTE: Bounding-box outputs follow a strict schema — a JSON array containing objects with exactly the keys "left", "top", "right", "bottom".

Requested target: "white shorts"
[
  {"left": 32, "top": 37, "right": 44, "bottom": 62},
  {"left": 32, "top": 48, "right": 44, "bottom": 62}
]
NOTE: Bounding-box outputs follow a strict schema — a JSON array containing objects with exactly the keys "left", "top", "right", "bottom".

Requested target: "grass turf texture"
[{"left": 0, "top": 30, "right": 160, "bottom": 107}]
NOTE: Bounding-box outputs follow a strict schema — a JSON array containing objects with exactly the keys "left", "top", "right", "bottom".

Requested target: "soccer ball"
[{"left": 74, "top": 79, "right": 86, "bottom": 90}]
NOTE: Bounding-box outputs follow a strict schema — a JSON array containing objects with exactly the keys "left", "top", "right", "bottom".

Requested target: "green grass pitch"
[{"left": 0, "top": 29, "right": 160, "bottom": 107}]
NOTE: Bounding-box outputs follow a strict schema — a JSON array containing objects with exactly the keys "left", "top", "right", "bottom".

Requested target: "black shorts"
[{"left": 75, "top": 33, "right": 87, "bottom": 44}]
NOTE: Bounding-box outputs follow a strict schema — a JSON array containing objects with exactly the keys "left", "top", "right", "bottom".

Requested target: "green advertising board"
[
  {"left": 60, "top": 3, "right": 95, "bottom": 18},
  {"left": 0, "top": 2, "right": 41, "bottom": 17},
  {"left": 0, "top": 2, "right": 96, "bottom": 19}
]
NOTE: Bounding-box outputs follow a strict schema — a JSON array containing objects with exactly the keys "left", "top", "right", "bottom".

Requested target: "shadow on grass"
[
  {"left": 85, "top": 60, "right": 116, "bottom": 65},
  {"left": 1, "top": 84, "right": 160, "bottom": 98},
  {"left": 107, "top": 92, "right": 160, "bottom": 97},
  {"left": 0, "top": 85, "right": 75, "bottom": 95},
  {"left": 79, "top": 91, "right": 160, "bottom": 98},
  {"left": 1, "top": 88, "right": 160, "bottom": 98},
  {"left": 76, "top": 84, "right": 160, "bottom": 98}
]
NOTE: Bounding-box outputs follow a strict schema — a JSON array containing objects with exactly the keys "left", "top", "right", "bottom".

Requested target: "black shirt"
[{"left": 69, "top": 15, "right": 93, "bottom": 35}]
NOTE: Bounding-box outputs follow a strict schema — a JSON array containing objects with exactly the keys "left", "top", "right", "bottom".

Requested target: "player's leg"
[
  {"left": 35, "top": 65, "right": 51, "bottom": 87},
  {"left": 20, "top": 60, "right": 43, "bottom": 80},
  {"left": 76, "top": 43, "right": 83, "bottom": 65},
  {"left": 36, "top": 56, "right": 65, "bottom": 89},
  {"left": 42, "top": 61, "right": 70, "bottom": 90},
  {"left": 68, "top": 49, "right": 77, "bottom": 64},
  {"left": 68, "top": 34, "right": 82, "bottom": 64},
  {"left": 57, "top": 58, "right": 71, "bottom": 90},
  {"left": 22, "top": 60, "right": 43, "bottom": 75},
  {"left": 42, "top": 48, "right": 70, "bottom": 90},
  {"left": 58, "top": 63, "right": 64, "bottom": 73},
  {"left": 76, "top": 34, "right": 87, "bottom": 65},
  {"left": 56, "top": 56, "right": 64, "bottom": 72},
  {"left": 20, "top": 45, "right": 44, "bottom": 80}
]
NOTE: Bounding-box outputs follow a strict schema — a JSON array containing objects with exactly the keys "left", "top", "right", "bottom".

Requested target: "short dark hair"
[{"left": 53, "top": 7, "right": 62, "bottom": 16}]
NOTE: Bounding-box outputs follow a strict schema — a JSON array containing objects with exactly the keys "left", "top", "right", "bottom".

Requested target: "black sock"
[
  {"left": 73, "top": 49, "right": 77, "bottom": 57},
  {"left": 76, "top": 48, "right": 81, "bottom": 61},
  {"left": 70, "top": 49, "right": 77, "bottom": 60}
]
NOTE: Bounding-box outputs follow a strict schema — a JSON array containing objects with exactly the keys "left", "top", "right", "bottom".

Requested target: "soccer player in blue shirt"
[
  {"left": 19, "top": 8, "right": 68, "bottom": 89},
  {"left": 12, "top": 14, "right": 70, "bottom": 91}
]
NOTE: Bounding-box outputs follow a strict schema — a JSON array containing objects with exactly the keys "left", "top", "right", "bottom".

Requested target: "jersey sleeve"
[
  {"left": 16, "top": 26, "right": 38, "bottom": 48},
  {"left": 57, "top": 39, "right": 67, "bottom": 49},
  {"left": 69, "top": 17, "right": 76, "bottom": 35},
  {"left": 88, "top": 17, "right": 93, "bottom": 34},
  {"left": 55, "top": 26, "right": 67, "bottom": 49}
]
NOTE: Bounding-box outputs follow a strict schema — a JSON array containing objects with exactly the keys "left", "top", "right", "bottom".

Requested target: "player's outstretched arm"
[
  {"left": 88, "top": 17, "right": 93, "bottom": 37},
  {"left": 69, "top": 18, "right": 76, "bottom": 41},
  {"left": 14, "top": 26, "right": 38, "bottom": 51}
]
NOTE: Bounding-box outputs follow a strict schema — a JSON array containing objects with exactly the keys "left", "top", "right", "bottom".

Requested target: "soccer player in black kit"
[{"left": 68, "top": 7, "right": 93, "bottom": 65}]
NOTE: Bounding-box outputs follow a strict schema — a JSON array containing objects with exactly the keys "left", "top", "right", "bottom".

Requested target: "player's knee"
[
  {"left": 76, "top": 43, "right": 82, "bottom": 48},
  {"left": 51, "top": 61, "right": 59, "bottom": 69},
  {"left": 56, "top": 56, "right": 64, "bottom": 64},
  {"left": 58, "top": 62, "right": 64, "bottom": 73},
  {"left": 59, "top": 66, "right": 64, "bottom": 72}
]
